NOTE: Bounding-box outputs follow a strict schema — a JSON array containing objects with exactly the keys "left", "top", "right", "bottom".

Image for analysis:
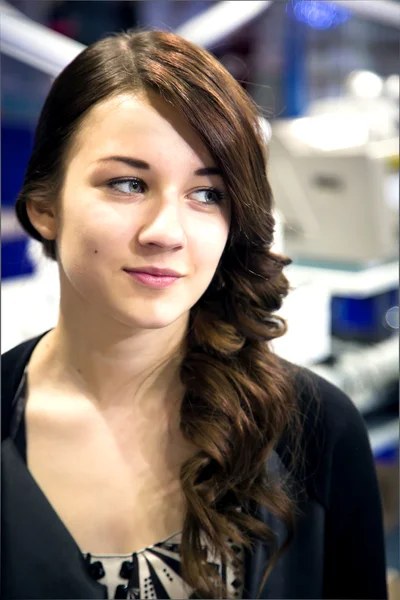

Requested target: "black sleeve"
[{"left": 323, "top": 397, "right": 388, "bottom": 600}]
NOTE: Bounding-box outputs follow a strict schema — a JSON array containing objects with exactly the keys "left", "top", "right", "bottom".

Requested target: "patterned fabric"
[{"left": 85, "top": 530, "right": 244, "bottom": 599}]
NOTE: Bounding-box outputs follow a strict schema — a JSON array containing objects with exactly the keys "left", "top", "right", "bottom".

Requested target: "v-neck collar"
[
  {"left": 3, "top": 332, "right": 284, "bottom": 598},
  {"left": 2, "top": 437, "right": 108, "bottom": 598},
  {"left": 3, "top": 432, "right": 277, "bottom": 599}
]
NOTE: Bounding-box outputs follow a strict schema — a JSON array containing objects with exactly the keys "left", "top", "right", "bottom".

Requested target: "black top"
[
  {"left": 1, "top": 333, "right": 388, "bottom": 599},
  {"left": 8, "top": 371, "right": 245, "bottom": 600}
]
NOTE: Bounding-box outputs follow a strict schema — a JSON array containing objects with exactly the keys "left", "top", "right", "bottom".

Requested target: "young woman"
[{"left": 1, "top": 29, "right": 387, "bottom": 600}]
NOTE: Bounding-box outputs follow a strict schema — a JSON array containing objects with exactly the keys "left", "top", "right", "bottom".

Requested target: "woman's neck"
[{"left": 29, "top": 310, "right": 189, "bottom": 419}]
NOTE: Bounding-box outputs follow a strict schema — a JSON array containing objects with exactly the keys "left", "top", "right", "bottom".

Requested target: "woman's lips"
[{"left": 124, "top": 270, "right": 181, "bottom": 289}]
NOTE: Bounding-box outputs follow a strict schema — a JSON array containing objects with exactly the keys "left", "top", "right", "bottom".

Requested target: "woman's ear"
[{"left": 26, "top": 199, "right": 58, "bottom": 241}]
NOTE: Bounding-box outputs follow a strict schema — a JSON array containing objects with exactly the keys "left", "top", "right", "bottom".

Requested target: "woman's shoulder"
[
  {"left": 1, "top": 333, "right": 47, "bottom": 442},
  {"left": 2, "top": 333, "right": 46, "bottom": 379},
  {"left": 282, "top": 355, "right": 364, "bottom": 438},
  {"left": 276, "top": 356, "right": 372, "bottom": 507}
]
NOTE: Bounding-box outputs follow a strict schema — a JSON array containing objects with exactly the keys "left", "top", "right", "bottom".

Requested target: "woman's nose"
[{"left": 137, "top": 196, "right": 186, "bottom": 249}]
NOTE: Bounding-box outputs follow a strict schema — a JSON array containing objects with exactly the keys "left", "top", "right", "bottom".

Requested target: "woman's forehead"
[{"left": 70, "top": 93, "right": 215, "bottom": 169}]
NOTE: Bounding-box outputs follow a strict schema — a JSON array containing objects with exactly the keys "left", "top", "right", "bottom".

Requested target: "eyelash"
[{"left": 106, "top": 177, "right": 226, "bottom": 205}]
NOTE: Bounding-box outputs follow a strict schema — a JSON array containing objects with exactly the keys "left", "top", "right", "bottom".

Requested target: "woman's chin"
[{"left": 113, "top": 307, "right": 188, "bottom": 332}]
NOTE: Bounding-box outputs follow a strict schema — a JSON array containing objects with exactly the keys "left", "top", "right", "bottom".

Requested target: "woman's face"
[{"left": 51, "top": 93, "right": 231, "bottom": 329}]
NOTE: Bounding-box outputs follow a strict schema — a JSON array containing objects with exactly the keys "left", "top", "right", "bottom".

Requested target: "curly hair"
[{"left": 15, "top": 29, "right": 307, "bottom": 598}]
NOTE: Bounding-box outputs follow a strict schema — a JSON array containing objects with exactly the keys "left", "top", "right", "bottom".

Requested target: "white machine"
[{"left": 267, "top": 76, "right": 399, "bottom": 268}]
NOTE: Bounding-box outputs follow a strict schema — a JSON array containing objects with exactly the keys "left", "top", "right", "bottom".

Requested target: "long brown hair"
[{"left": 16, "top": 29, "right": 306, "bottom": 598}]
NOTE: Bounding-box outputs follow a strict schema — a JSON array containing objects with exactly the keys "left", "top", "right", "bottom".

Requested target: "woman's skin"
[{"left": 24, "top": 91, "right": 231, "bottom": 554}]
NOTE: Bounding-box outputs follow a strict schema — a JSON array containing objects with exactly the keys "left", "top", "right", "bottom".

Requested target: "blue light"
[{"left": 286, "top": 1, "right": 351, "bottom": 30}]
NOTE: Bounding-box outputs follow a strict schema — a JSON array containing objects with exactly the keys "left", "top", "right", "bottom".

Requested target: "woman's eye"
[
  {"left": 107, "top": 178, "right": 145, "bottom": 194},
  {"left": 105, "top": 180, "right": 224, "bottom": 205},
  {"left": 190, "top": 188, "right": 225, "bottom": 205}
]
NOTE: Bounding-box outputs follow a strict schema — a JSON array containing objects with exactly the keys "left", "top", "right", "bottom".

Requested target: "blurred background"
[{"left": 1, "top": 1, "right": 399, "bottom": 596}]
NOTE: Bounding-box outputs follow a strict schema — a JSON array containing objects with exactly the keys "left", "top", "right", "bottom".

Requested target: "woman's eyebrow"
[
  {"left": 95, "top": 156, "right": 150, "bottom": 170},
  {"left": 95, "top": 156, "right": 221, "bottom": 176},
  {"left": 194, "top": 166, "right": 221, "bottom": 176}
]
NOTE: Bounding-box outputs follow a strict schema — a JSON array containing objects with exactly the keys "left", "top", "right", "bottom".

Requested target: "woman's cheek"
[
  {"left": 68, "top": 207, "right": 127, "bottom": 258},
  {"left": 191, "top": 220, "right": 229, "bottom": 257}
]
